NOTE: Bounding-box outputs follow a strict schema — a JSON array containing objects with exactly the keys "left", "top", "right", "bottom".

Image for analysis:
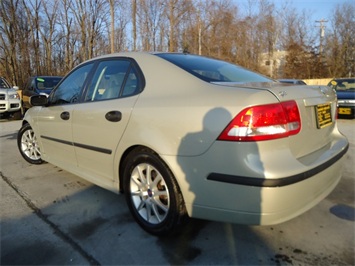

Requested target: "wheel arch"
[
  {"left": 21, "top": 119, "right": 29, "bottom": 127},
  {"left": 118, "top": 144, "right": 184, "bottom": 200},
  {"left": 118, "top": 145, "right": 143, "bottom": 192}
]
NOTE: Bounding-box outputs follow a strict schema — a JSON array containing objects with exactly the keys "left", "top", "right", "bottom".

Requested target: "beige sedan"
[{"left": 18, "top": 52, "right": 349, "bottom": 235}]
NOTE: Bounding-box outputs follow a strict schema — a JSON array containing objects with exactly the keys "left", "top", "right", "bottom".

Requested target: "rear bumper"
[
  {"left": 165, "top": 132, "right": 349, "bottom": 225},
  {"left": 191, "top": 155, "right": 344, "bottom": 225},
  {"left": 207, "top": 143, "right": 348, "bottom": 187}
]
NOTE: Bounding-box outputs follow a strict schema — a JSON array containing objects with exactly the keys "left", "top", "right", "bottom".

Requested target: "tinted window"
[
  {"left": 49, "top": 63, "right": 94, "bottom": 105},
  {"left": 156, "top": 53, "right": 271, "bottom": 83},
  {"left": 0, "top": 78, "right": 11, "bottom": 88},
  {"left": 26, "top": 79, "right": 35, "bottom": 91},
  {"left": 85, "top": 60, "right": 132, "bottom": 101},
  {"left": 278, "top": 79, "right": 306, "bottom": 85},
  {"left": 328, "top": 79, "right": 355, "bottom": 91},
  {"left": 85, "top": 59, "right": 142, "bottom": 101},
  {"left": 121, "top": 67, "right": 139, "bottom": 97},
  {"left": 35, "top": 77, "right": 62, "bottom": 90}
]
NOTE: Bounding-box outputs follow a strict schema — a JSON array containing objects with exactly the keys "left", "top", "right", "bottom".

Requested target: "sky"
[
  {"left": 235, "top": 0, "right": 352, "bottom": 21},
  {"left": 285, "top": 0, "right": 350, "bottom": 21},
  {"left": 233, "top": 0, "right": 353, "bottom": 36}
]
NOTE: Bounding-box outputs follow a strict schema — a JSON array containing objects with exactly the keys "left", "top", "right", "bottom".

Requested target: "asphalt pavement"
[{"left": 1, "top": 119, "right": 354, "bottom": 265}]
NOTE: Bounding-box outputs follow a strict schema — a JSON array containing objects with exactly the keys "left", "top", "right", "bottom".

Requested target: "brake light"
[{"left": 218, "top": 100, "right": 301, "bottom": 141}]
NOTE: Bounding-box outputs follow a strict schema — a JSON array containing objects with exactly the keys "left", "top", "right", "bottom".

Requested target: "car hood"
[
  {"left": 0, "top": 88, "right": 17, "bottom": 95},
  {"left": 336, "top": 90, "right": 355, "bottom": 100}
]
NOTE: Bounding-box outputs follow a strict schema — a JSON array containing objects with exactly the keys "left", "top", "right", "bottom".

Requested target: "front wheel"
[
  {"left": 17, "top": 123, "right": 43, "bottom": 164},
  {"left": 122, "top": 148, "right": 187, "bottom": 236}
]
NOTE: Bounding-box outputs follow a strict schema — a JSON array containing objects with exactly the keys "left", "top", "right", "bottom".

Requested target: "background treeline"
[{"left": 0, "top": 0, "right": 354, "bottom": 87}]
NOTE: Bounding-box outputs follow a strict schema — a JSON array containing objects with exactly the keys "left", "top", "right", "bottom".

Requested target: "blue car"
[
  {"left": 327, "top": 78, "right": 355, "bottom": 119},
  {"left": 21, "top": 76, "right": 62, "bottom": 112}
]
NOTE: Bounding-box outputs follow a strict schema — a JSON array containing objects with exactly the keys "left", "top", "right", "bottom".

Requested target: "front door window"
[{"left": 50, "top": 63, "right": 94, "bottom": 105}]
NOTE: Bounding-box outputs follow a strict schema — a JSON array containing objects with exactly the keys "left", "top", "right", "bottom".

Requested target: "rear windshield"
[{"left": 156, "top": 53, "right": 272, "bottom": 83}]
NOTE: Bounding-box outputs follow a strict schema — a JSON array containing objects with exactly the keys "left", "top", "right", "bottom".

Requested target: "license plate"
[
  {"left": 338, "top": 107, "right": 351, "bottom": 115},
  {"left": 316, "top": 103, "right": 332, "bottom": 128}
]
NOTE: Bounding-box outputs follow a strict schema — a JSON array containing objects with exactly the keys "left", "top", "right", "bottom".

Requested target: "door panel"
[
  {"left": 35, "top": 62, "right": 95, "bottom": 170},
  {"left": 71, "top": 59, "right": 142, "bottom": 184},
  {"left": 72, "top": 96, "right": 138, "bottom": 182},
  {"left": 35, "top": 105, "right": 76, "bottom": 168}
]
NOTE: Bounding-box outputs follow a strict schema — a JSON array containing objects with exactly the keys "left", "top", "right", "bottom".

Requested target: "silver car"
[
  {"left": 17, "top": 52, "right": 349, "bottom": 235},
  {"left": 0, "top": 77, "right": 21, "bottom": 119}
]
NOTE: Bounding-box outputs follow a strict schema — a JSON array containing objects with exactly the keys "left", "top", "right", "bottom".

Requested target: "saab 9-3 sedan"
[{"left": 18, "top": 52, "right": 348, "bottom": 235}]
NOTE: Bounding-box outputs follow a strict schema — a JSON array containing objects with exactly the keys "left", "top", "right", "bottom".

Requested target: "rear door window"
[{"left": 84, "top": 59, "right": 141, "bottom": 101}]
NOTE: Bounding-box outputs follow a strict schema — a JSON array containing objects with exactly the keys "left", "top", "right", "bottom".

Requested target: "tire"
[
  {"left": 123, "top": 147, "right": 187, "bottom": 236},
  {"left": 17, "top": 123, "right": 43, "bottom": 164}
]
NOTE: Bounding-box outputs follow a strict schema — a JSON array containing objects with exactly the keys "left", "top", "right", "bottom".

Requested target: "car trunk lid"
[{"left": 214, "top": 82, "right": 338, "bottom": 158}]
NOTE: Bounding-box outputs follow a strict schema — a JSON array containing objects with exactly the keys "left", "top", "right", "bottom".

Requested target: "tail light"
[{"left": 218, "top": 100, "right": 301, "bottom": 141}]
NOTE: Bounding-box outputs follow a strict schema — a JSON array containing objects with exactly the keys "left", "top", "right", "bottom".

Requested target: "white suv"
[{"left": 0, "top": 77, "right": 22, "bottom": 119}]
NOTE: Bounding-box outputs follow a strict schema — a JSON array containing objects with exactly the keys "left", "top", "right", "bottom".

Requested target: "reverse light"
[{"left": 218, "top": 100, "right": 301, "bottom": 141}]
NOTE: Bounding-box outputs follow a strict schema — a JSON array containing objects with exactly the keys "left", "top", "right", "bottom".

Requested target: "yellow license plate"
[
  {"left": 338, "top": 107, "right": 351, "bottom": 115},
  {"left": 316, "top": 103, "right": 333, "bottom": 128}
]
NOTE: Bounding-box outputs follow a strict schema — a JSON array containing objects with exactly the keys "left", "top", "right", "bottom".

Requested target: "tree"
[
  {"left": 166, "top": 0, "right": 192, "bottom": 52},
  {"left": 109, "top": 0, "right": 115, "bottom": 53},
  {"left": 137, "top": 0, "right": 166, "bottom": 51},
  {"left": 22, "top": 0, "right": 41, "bottom": 75},
  {"left": 325, "top": 2, "right": 355, "bottom": 77},
  {"left": 39, "top": 0, "right": 60, "bottom": 75},
  {"left": 0, "top": 0, "right": 31, "bottom": 85},
  {"left": 0, "top": 0, "right": 353, "bottom": 88}
]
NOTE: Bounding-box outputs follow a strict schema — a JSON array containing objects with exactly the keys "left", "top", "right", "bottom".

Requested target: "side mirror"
[
  {"left": 13, "top": 86, "right": 19, "bottom": 90},
  {"left": 30, "top": 94, "right": 48, "bottom": 106}
]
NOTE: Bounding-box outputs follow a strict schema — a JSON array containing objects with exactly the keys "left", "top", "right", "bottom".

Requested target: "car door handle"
[
  {"left": 60, "top": 111, "right": 70, "bottom": 120},
  {"left": 105, "top": 111, "right": 122, "bottom": 122}
]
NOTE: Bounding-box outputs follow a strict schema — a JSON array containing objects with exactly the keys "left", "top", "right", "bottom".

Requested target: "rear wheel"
[
  {"left": 123, "top": 147, "right": 186, "bottom": 236},
  {"left": 17, "top": 123, "right": 43, "bottom": 164}
]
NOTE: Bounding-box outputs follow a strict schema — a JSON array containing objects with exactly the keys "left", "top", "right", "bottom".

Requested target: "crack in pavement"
[{"left": 1, "top": 171, "right": 101, "bottom": 266}]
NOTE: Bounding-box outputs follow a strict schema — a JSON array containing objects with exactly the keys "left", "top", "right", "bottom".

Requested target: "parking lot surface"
[{"left": 1, "top": 119, "right": 354, "bottom": 265}]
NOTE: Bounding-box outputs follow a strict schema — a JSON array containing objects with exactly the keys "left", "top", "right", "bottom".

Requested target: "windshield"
[
  {"left": 156, "top": 53, "right": 272, "bottom": 83},
  {"left": 36, "top": 77, "right": 62, "bottom": 90},
  {"left": 328, "top": 79, "right": 355, "bottom": 91},
  {"left": 0, "top": 78, "right": 11, "bottom": 88}
]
